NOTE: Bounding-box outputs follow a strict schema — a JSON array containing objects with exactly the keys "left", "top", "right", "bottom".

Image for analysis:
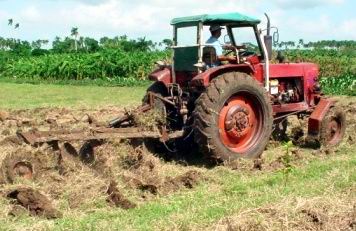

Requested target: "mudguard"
[{"left": 307, "top": 98, "right": 334, "bottom": 137}]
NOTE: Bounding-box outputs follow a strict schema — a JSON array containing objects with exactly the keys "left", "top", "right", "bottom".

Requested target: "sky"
[{"left": 0, "top": 0, "right": 355, "bottom": 44}]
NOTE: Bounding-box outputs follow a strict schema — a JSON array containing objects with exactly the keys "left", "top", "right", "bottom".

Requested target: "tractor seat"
[{"left": 203, "top": 46, "right": 218, "bottom": 67}]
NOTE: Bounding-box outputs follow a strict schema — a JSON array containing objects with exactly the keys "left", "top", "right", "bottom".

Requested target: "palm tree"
[
  {"left": 78, "top": 36, "right": 84, "bottom": 49},
  {"left": 71, "top": 27, "right": 79, "bottom": 51},
  {"left": 8, "top": 19, "right": 13, "bottom": 26},
  {"left": 42, "top": 39, "right": 49, "bottom": 46},
  {"left": 298, "top": 39, "right": 304, "bottom": 48}
]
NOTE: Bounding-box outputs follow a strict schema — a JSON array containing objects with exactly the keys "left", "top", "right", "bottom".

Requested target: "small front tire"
[{"left": 319, "top": 106, "right": 346, "bottom": 147}]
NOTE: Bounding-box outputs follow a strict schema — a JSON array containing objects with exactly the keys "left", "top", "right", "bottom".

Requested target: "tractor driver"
[{"left": 206, "top": 25, "right": 245, "bottom": 65}]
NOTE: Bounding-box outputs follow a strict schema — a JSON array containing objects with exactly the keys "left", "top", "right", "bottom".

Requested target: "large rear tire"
[{"left": 193, "top": 72, "right": 273, "bottom": 161}]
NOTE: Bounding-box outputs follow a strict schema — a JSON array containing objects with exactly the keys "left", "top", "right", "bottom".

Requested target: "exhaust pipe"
[
  {"left": 261, "top": 13, "right": 272, "bottom": 91},
  {"left": 265, "top": 13, "right": 270, "bottom": 36},
  {"left": 264, "top": 13, "right": 272, "bottom": 60}
]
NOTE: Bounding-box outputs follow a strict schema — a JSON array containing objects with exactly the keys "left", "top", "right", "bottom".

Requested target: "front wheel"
[
  {"left": 319, "top": 106, "right": 346, "bottom": 147},
  {"left": 193, "top": 72, "right": 273, "bottom": 161}
]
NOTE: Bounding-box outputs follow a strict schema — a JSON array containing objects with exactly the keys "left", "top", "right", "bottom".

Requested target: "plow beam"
[{"left": 17, "top": 127, "right": 183, "bottom": 146}]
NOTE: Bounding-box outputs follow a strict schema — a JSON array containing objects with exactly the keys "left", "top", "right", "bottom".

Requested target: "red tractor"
[
  {"left": 138, "top": 12, "right": 346, "bottom": 161},
  {"left": 18, "top": 12, "right": 346, "bottom": 163}
]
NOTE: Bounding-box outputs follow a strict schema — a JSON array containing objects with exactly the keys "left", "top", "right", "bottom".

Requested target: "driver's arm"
[
  {"left": 217, "top": 44, "right": 247, "bottom": 62},
  {"left": 217, "top": 55, "right": 236, "bottom": 62}
]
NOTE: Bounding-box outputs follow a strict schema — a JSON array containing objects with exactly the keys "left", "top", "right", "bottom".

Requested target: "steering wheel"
[
  {"left": 224, "top": 49, "right": 235, "bottom": 56},
  {"left": 224, "top": 46, "right": 256, "bottom": 64},
  {"left": 239, "top": 50, "right": 256, "bottom": 57},
  {"left": 224, "top": 45, "right": 254, "bottom": 56}
]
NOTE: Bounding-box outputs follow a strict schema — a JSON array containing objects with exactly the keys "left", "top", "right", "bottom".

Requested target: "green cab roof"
[{"left": 170, "top": 12, "right": 260, "bottom": 27}]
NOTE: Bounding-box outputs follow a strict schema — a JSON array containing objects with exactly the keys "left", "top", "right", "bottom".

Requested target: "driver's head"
[{"left": 209, "top": 25, "right": 224, "bottom": 38}]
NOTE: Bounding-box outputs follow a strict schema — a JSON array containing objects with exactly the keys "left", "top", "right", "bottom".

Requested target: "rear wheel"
[
  {"left": 319, "top": 106, "right": 346, "bottom": 147},
  {"left": 194, "top": 72, "right": 273, "bottom": 161}
]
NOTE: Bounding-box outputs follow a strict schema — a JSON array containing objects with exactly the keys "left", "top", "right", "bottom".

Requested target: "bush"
[
  {"left": 284, "top": 49, "right": 356, "bottom": 96},
  {"left": 2, "top": 49, "right": 169, "bottom": 82}
]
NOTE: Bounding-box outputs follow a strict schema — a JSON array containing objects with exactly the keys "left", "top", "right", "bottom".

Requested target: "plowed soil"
[
  {"left": 0, "top": 106, "right": 206, "bottom": 218},
  {"left": 0, "top": 97, "right": 355, "bottom": 228}
]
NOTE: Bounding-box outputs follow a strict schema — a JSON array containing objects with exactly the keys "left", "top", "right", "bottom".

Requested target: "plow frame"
[{"left": 18, "top": 93, "right": 184, "bottom": 146}]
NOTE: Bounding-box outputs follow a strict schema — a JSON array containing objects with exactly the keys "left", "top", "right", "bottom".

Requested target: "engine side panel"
[{"left": 268, "top": 63, "right": 320, "bottom": 114}]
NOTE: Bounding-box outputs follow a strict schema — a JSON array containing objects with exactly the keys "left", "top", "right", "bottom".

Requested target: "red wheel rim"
[
  {"left": 219, "top": 94, "right": 263, "bottom": 154},
  {"left": 327, "top": 117, "right": 342, "bottom": 145}
]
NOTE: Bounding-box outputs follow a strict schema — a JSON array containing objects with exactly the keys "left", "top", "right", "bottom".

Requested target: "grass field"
[
  {"left": 0, "top": 83, "right": 355, "bottom": 230},
  {"left": 0, "top": 82, "right": 148, "bottom": 109}
]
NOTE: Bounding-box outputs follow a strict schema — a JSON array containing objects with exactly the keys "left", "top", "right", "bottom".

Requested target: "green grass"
[
  {"left": 0, "top": 82, "right": 147, "bottom": 109},
  {"left": 0, "top": 146, "right": 355, "bottom": 230},
  {"left": 0, "top": 82, "right": 355, "bottom": 230},
  {"left": 0, "top": 76, "right": 152, "bottom": 87}
]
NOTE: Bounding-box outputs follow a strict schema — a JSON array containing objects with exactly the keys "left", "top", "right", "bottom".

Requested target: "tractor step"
[{"left": 17, "top": 127, "right": 183, "bottom": 145}]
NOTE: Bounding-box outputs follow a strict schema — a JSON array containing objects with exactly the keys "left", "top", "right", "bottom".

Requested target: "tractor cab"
[{"left": 168, "top": 12, "right": 274, "bottom": 87}]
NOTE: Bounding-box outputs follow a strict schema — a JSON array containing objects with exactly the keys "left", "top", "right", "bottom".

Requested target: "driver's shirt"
[{"left": 205, "top": 36, "right": 223, "bottom": 56}]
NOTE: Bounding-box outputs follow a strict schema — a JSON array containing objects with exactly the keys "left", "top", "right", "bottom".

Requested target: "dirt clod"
[
  {"left": 163, "top": 170, "right": 201, "bottom": 193},
  {"left": 123, "top": 176, "right": 159, "bottom": 195},
  {"left": 80, "top": 114, "right": 96, "bottom": 124},
  {"left": 174, "top": 170, "right": 201, "bottom": 188},
  {"left": 7, "top": 187, "right": 62, "bottom": 219},
  {"left": 8, "top": 204, "right": 29, "bottom": 217},
  {"left": 106, "top": 181, "right": 136, "bottom": 209},
  {"left": 0, "top": 136, "right": 23, "bottom": 146},
  {"left": 301, "top": 208, "right": 326, "bottom": 225},
  {"left": 253, "top": 159, "right": 263, "bottom": 170},
  {"left": 1, "top": 149, "right": 59, "bottom": 184},
  {"left": 0, "top": 110, "right": 10, "bottom": 121},
  {"left": 291, "top": 126, "right": 304, "bottom": 145}
]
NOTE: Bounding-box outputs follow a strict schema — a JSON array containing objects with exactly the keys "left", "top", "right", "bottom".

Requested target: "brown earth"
[
  {"left": 0, "top": 106, "right": 205, "bottom": 218},
  {"left": 0, "top": 98, "right": 354, "bottom": 220},
  {"left": 7, "top": 187, "right": 62, "bottom": 219},
  {"left": 106, "top": 181, "right": 136, "bottom": 209}
]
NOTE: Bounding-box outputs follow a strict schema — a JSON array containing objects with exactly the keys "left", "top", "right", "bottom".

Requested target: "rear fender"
[
  {"left": 190, "top": 64, "right": 255, "bottom": 87},
  {"left": 307, "top": 98, "right": 335, "bottom": 137},
  {"left": 148, "top": 67, "right": 172, "bottom": 86}
]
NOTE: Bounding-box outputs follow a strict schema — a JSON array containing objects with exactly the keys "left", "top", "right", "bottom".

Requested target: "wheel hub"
[
  {"left": 224, "top": 105, "right": 251, "bottom": 139},
  {"left": 218, "top": 94, "right": 264, "bottom": 154}
]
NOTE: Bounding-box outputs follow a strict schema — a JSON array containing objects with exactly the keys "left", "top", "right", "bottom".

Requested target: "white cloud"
[
  {"left": 0, "top": 0, "right": 354, "bottom": 42},
  {"left": 269, "top": 13, "right": 356, "bottom": 41},
  {"left": 49, "top": 0, "right": 108, "bottom": 5},
  {"left": 340, "top": 19, "right": 356, "bottom": 39},
  {"left": 20, "top": 6, "right": 41, "bottom": 22},
  {"left": 272, "top": 0, "right": 345, "bottom": 9},
  {"left": 13, "top": 0, "right": 261, "bottom": 41}
]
